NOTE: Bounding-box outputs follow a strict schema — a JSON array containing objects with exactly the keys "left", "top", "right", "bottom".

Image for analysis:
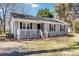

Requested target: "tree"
[
  {"left": 0, "top": 16, "right": 2, "bottom": 28},
  {"left": 54, "top": 3, "right": 67, "bottom": 21},
  {"left": 13, "top": 3, "right": 30, "bottom": 14},
  {"left": 36, "top": 8, "right": 53, "bottom": 18},
  {"left": 0, "top": 16, "right": 3, "bottom": 34},
  {"left": 67, "top": 3, "right": 76, "bottom": 33},
  {"left": 0, "top": 3, "right": 30, "bottom": 33},
  {"left": 0, "top": 3, "right": 15, "bottom": 33},
  {"left": 54, "top": 3, "right": 76, "bottom": 33}
]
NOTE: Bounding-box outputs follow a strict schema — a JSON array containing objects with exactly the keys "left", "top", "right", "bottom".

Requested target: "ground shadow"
[{"left": 0, "top": 46, "right": 79, "bottom": 56}]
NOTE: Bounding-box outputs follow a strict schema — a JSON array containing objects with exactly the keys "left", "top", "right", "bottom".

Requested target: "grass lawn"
[
  {"left": 0, "top": 33, "right": 79, "bottom": 56},
  {"left": 18, "top": 34, "right": 79, "bottom": 56}
]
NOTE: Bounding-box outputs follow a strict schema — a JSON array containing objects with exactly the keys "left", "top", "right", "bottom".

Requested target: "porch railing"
[{"left": 16, "top": 29, "right": 43, "bottom": 39}]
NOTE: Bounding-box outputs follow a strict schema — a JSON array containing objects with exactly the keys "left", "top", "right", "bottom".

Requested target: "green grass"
[{"left": 20, "top": 36, "right": 79, "bottom": 56}]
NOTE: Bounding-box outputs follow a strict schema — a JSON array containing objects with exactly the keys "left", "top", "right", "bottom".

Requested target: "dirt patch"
[{"left": 0, "top": 41, "right": 26, "bottom": 48}]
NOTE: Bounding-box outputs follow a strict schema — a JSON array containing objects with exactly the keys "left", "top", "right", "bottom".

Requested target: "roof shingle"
[{"left": 11, "top": 12, "right": 68, "bottom": 25}]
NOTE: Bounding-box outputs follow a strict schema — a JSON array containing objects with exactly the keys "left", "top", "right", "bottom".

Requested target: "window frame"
[
  {"left": 60, "top": 25, "right": 65, "bottom": 31},
  {"left": 20, "top": 22, "right": 26, "bottom": 29},
  {"left": 27, "top": 23, "right": 30, "bottom": 29},
  {"left": 27, "top": 23, "right": 32, "bottom": 29},
  {"left": 22, "top": 23, "right": 26, "bottom": 29},
  {"left": 49, "top": 24, "right": 56, "bottom": 32}
]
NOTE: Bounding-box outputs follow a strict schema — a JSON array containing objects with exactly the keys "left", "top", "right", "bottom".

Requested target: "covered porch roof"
[
  {"left": 11, "top": 12, "right": 69, "bottom": 25},
  {"left": 15, "top": 18, "right": 68, "bottom": 25}
]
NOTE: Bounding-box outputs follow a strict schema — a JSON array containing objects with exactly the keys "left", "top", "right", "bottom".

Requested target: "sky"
[
  {"left": 27, "top": 3, "right": 54, "bottom": 16},
  {"left": 0, "top": 3, "right": 54, "bottom": 17}
]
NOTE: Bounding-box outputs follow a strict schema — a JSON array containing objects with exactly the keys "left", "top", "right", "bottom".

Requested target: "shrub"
[
  {"left": 75, "top": 21, "right": 79, "bottom": 33},
  {"left": 67, "top": 34, "right": 74, "bottom": 37}
]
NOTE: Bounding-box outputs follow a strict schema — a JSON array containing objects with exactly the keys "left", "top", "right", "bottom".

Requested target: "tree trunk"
[{"left": 3, "top": 15, "right": 6, "bottom": 33}]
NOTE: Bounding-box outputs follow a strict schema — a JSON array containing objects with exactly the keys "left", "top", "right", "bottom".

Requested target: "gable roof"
[{"left": 11, "top": 12, "right": 69, "bottom": 25}]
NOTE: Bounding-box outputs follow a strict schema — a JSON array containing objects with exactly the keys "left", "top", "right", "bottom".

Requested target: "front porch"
[
  {"left": 17, "top": 29, "right": 43, "bottom": 39},
  {"left": 14, "top": 21, "right": 48, "bottom": 39}
]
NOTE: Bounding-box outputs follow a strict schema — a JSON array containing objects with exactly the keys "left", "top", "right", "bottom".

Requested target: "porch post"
[
  {"left": 14, "top": 22, "right": 16, "bottom": 38},
  {"left": 43, "top": 23, "right": 48, "bottom": 38},
  {"left": 16, "top": 22, "right": 20, "bottom": 39}
]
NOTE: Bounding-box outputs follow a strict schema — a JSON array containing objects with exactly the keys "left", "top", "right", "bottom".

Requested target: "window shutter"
[
  {"left": 60, "top": 25, "right": 62, "bottom": 31},
  {"left": 54, "top": 24, "right": 55, "bottom": 31},
  {"left": 30, "top": 23, "right": 32, "bottom": 29},
  {"left": 49, "top": 24, "right": 51, "bottom": 31},
  {"left": 64, "top": 25, "right": 65, "bottom": 31}
]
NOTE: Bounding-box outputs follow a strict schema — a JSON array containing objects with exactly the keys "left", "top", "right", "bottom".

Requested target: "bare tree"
[
  {"left": 14, "top": 3, "right": 30, "bottom": 14},
  {"left": 0, "top": 3, "right": 31, "bottom": 33},
  {"left": 0, "top": 3, "right": 15, "bottom": 33}
]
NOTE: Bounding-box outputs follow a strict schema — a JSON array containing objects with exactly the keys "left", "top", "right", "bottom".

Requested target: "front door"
[
  {"left": 37, "top": 24, "right": 44, "bottom": 31},
  {"left": 37, "top": 24, "right": 41, "bottom": 29}
]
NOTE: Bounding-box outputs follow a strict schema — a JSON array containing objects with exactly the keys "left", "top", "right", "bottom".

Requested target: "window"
[
  {"left": 60, "top": 25, "right": 65, "bottom": 31},
  {"left": 49, "top": 24, "right": 55, "bottom": 31},
  {"left": 20, "top": 22, "right": 26, "bottom": 29},
  {"left": 27, "top": 23, "right": 32, "bottom": 29},
  {"left": 23, "top": 23, "right": 26, "bottom": 29},
  {"left": 27, "top": 23, "right": 30, "bottom": 29}
]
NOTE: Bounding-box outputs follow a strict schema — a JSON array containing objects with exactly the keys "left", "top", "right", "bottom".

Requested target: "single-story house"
[{"left": 9, "top": 12, "right": 69, "bottom": 39}]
